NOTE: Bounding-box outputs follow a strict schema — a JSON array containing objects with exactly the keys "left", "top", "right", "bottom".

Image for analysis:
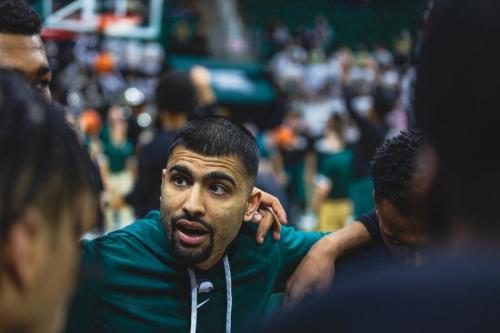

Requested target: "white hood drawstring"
[{"left": 188, "top": 254, "right": 232, "bottom": 333}]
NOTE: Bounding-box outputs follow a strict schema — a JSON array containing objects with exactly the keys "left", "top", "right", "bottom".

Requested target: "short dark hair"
[
  {"left": 155, "top": 71, "right": 197, "bottom": 115},
  {"left": 370, "top": 130, "right": 425, "bottom": 215},
  {"left": 0, "top": 0, "right": 42, "bottom": 35},
  {"left": 0, "top": 69, "right": 96, "bottom": 239},
  {"left": 167, "top": 116, "right": 259, "bottom": 187}
]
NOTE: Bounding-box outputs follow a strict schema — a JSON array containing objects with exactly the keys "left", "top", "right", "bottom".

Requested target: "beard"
[{"left": 161, "top": 207, "right": 214, "bottom": 266}]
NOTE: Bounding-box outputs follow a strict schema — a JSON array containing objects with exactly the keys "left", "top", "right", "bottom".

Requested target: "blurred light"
[
  {"left": 137, "top": 113, "right": 152, "bottom": 128},
  {"left": 352, "top": 95, "right": 374, "bottom": 116},
  {"left": 124, "top": 87, "right": 146, "bottom": 106},
  {"left": 67, "top": 91, "right": 84, "bottom": 109}
]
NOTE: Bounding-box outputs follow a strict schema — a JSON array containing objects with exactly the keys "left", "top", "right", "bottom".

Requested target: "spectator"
[
  {"left": 274, "top": 111, "right": 315, "bottom": 216},
  {"left": 125, "top": 71, "right": 196, "bottom": 218},
  {"left": 343, "top": 85, "right": 395, "bottom": 217},
  {"left": 311, "top": 114, "right": 353, "bottom": 232}
]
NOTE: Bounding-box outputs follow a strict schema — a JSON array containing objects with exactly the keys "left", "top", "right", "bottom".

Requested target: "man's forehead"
[
  {"left": 0, "top": 33, "right": 45, "bottom": 50},
  {"left": 0, "top": 33, "right": 49, "bottom": 78},
  {"left": 167, "top": 146, "right": 243, "bottom": 177}
]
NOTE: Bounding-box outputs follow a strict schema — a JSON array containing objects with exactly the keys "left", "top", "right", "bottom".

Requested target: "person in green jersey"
[
  {"left": 312, "top": 114, "right": 353, "bottom": 232},
  {"left": 65, "top": 117, "right": 326, "bottom": 333}
]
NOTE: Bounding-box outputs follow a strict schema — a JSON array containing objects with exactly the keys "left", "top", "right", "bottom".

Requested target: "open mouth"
[{"left": 175, "top": 220, "right": 210, "bottom": 246}]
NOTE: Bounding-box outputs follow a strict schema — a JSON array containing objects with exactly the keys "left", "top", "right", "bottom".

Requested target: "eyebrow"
[
  {"left": 169, "top": 164, "right": 192, "bottom": 177},
  {"left": 203, "top": 171, "right": 237, "bottom": 187},
  {"left": 10, "top": 66, "right": 51, "bottom": 79},
  {"left": 169, "top": 164, "right": 237, "bottom": 187}
]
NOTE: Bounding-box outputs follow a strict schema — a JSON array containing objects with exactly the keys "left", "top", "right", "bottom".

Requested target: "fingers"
[
  {"left": 251, "top": 211, "right": 263, "bottom": 223},
  {"left": 256, "top": 209, "right": 274, "bottom": 244},
  {"left": 271, "top": 209, "right": 281, "bottom": 241},
  {"left": 253, "top": 187, "right": 288, "bottom": 225},
  {"left": 267, "top": 195, "right": 287, "bottom": 225}
]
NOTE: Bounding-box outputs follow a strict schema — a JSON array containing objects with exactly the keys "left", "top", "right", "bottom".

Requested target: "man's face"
[
  {"left": 376, "top": 199, "right": 430, "bottom": 266},
  {"left": 0, "top": 33, "right": 52, "bottom": 100},
  {"left": 160, "top": 146, "right": 256, "bottom": 270}
]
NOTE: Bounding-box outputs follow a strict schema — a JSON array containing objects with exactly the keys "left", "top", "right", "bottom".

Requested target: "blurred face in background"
[
  {"left": 376, "top": 199, "right": 430, "bottom": 266},
  {"left": 0, "top": 33, "right": 52, "bottom": 100}
]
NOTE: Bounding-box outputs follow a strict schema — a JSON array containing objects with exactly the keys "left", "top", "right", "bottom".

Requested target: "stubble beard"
[{"left": 161, "top": 206, "right": 214, "bottom": 267}]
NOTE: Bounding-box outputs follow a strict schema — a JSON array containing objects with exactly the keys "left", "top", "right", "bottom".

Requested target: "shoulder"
[
  {"left": 236, "top": 224, "right": 324, "bottom": 252},
  {"left": 82, "top": 211, "right": 167, "bottom": 260},
  {"left": 357, "top": 210, "right": 378, "bottom": 224}
]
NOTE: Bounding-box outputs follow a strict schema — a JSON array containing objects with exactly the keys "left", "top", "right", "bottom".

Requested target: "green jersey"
[{"left": 65, "top": 211, "right": 324, "bottom": 333}]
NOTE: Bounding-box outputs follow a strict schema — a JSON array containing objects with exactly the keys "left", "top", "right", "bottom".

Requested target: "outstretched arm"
[{"left": 284, "top": 220, "right": 372, "bottom": 307}]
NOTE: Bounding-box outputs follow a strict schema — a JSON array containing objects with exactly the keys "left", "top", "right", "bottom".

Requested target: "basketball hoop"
[
  {"left": 97, "top": 14, "right": 142, "bottom": 34},
  {"left": 41, "top": 28, "right": 77, "bottom": 41},
  {"left": 42, "top": 0, "right": 164, "bottom": 40}
]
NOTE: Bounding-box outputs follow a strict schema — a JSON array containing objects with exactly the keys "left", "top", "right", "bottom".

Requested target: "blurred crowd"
[
  {"left": 257, "top": 17, "right": 415, "bottom": 230},
  {"left": 40, "top": 13, "right": 418, "bottom": 236}
]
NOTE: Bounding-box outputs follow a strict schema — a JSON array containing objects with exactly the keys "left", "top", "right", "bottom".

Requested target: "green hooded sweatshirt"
[{"left": 65, "top": 211, "right": 325, "bottom": 333}]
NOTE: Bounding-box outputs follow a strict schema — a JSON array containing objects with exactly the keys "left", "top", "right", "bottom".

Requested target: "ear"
[
  {"left": 2, "top": 208, "right": 44, "bottom": 291},
  {"left": 243, "top": 189, "right": 262, "bottom": 222},
  {"left": 160, "top": 168, "right": 167, "bottom": 197}
]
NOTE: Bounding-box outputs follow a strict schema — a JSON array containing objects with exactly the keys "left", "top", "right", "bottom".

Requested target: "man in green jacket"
[{"left": 65, "top": 117, "right": 325, "bottom": 333}]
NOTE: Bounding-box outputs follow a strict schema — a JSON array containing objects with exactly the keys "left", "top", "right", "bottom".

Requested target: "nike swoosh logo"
[{"left": 197, "top": 299, "right": 211, "bottom": 309}]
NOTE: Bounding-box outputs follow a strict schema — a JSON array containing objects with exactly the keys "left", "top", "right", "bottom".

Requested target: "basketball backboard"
[{"left": 42, "top": 0, "right": 164, "bottom": 40}]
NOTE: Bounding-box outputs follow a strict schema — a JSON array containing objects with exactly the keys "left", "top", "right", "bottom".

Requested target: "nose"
[{"left": 182, "top": 184, "right": 206, "bottom": 217}]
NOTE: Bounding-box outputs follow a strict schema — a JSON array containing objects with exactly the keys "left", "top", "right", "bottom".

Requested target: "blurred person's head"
[
  {"left": 415, "top": 0, "right": 500, "bottom": 239},
  {"left": 155, "top": 71, "right": 197, "bottom": 128},
  {"left": 0, "top": 70, "right": 97, "bottom": 333},
  {"left": 78, "top": 109, "right": 102, "bottom": 138},
  {"left": 284, "top": 110, "right": 306, "bottom": 132},
  {"left": 325, "top": 114, "right": 346, "bottom": 137},
  {"left": 160, "top": 117, "right": 261, "bottom": 270},
  {"left": 370, "top": 131, "right": 430, "bottom": 265},
  {"left": 0, "top": 0, "right": 51, "bottom": 100}
]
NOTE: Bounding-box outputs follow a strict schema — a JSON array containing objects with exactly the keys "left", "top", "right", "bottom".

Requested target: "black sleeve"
[
  {"left": 356, "top": 210, "right": 381, "bottom": 241},
  {"left": 343, "top": 86, "right": 386, "bottom": 152}
]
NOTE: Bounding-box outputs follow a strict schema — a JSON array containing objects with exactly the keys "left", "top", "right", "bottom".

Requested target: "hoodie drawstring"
[{"left": 188, "top": 254, "right": 232, "bottom": 333}]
